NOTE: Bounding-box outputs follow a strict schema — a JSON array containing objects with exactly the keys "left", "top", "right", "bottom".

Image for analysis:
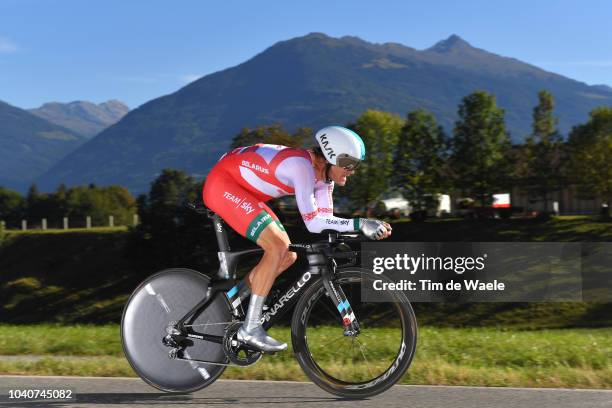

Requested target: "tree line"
[
  {"left": 0, "top": 183, "right": 136, "bottom": 228},
  {"left": 227, "top": 90, "right": 611, "bottom": 216}
]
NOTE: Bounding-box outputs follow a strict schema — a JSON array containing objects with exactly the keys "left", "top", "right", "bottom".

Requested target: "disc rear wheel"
[{"left": 121, "top": 268, "right": 230, "bottom": 392}]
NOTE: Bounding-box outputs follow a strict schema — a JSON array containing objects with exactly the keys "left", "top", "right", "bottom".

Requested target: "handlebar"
[
  {"left": 322, "top": 230, "right": 369, "bottom": 244},
  {"left": 288, "top": 231, "right": 366, "bottom": 255}
]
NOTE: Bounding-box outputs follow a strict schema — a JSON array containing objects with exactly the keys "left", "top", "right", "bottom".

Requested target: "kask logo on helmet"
[{"left": 318, "top": 134, "right": 336, "bottom": 159}]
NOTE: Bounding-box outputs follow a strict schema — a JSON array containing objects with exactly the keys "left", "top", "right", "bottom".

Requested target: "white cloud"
[
  {"left": 180, "top": 74, "right": 202, "bottom": 83},
  {"left": 0, "top": 36, "right": 18, "bottom": 53}
]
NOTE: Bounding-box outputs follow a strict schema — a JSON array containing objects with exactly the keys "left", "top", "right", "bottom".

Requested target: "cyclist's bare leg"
[
  {"left": 237, "top": 222, "right": 295, "bottom": 352},
  {"left": 247, "top": 223, "right": 296, "bottom": 296}
]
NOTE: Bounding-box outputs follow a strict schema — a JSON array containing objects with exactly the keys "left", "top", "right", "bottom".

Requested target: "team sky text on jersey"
[
  {"left": 325, "top": 218, "right": 350, "bottom": 226},
  {"left": 223, "top": 191, "right": 256, "bottom": 215}
]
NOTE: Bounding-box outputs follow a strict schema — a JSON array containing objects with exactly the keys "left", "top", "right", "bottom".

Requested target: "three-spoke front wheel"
[{"left": 291, "top": 268, "right": 417, "bottom": 398}]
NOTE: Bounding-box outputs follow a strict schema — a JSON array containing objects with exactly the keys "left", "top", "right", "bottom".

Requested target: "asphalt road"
[{"left": 0, "top": 376, "right": 610, "bottom": 408}]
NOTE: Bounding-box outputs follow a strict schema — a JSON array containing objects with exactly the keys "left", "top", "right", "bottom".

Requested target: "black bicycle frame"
[{"left": 174, "top": 210, "right": 359, "bottom": 346}]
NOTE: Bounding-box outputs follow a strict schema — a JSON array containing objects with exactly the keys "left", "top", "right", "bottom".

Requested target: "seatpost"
[{"left": 209, "top": 213, "right": 231, "bottom": 252}]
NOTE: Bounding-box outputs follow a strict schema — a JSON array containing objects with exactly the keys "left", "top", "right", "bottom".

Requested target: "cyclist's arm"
[
  {"left": 314, "top": 182, "right": 334, "bottom": 217},
  {"left": 284, "top": 158, "right": 358, "bottom": 233}
]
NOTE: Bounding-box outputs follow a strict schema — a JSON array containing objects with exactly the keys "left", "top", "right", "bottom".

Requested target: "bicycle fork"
[{"left": 322, "top": 260, "right": 361, "bottom": 336}]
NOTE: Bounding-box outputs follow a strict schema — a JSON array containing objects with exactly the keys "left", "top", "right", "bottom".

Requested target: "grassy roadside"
[{"left": 0, "top": 325, "right": 610, "bottom": 389}]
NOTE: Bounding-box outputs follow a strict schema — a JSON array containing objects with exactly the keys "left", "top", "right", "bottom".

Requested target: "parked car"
[
  {"left": 381, "top": 191, "right": 412, "bottom": 218},
  {"left": 453, "top": 194, "right": 523, "bottom": 219},
  {"left": 367, "top": 191, "right": 451, "bottom": 220},
  {"left": 406, "top": 193, "right": 451, "bottom": 221}
]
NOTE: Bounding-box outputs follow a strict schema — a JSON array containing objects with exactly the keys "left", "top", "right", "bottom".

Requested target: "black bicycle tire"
[
  {"left": 120, "top": 268, "right": 230, "bottom": 393},
  {"left": 290, "top": 267, "right": 417, "bottom": 398}
]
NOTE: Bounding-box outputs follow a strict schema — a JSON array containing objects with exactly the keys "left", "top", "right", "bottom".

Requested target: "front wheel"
[{"left": 291, "top": 268, "right": 417, "bottom": 398}]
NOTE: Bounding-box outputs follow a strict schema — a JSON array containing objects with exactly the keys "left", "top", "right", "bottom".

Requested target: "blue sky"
[{"left": 1, "top": 0, "right": 611, "bottom": 109}]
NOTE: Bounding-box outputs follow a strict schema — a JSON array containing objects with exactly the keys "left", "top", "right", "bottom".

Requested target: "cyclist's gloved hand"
[{"left": 359, "top": 218, "right": 392, "bottom": 240}]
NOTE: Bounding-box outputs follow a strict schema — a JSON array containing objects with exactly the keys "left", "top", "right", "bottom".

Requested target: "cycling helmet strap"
[{"left": 325, "top": 163, "right": 333, "bottom": 183}]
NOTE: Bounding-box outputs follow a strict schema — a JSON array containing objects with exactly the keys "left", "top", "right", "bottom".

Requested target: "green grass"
[
  {"left": 0, "top": 325, "right": 121, "bottom": 356},
  {"left": 0, "top": 357, "right": 134, "bottom": 377},
  {"left": 0, "top": 325, "right": 610, "bottom": 388},
  {"left": 413, "top": 302, "right": 612, "bottom": 329}
]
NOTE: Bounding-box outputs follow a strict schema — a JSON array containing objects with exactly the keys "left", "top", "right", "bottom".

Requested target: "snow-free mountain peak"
[{"left": 29, "top": 100, "right": 129, "bottom": 138}]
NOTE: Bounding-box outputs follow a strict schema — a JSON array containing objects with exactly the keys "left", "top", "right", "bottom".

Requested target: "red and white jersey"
[{"left": 215, "top": 144, "right": 356, "bottom": 233}]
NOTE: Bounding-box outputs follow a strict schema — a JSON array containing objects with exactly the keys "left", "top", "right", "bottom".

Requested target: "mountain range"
[
  {"left": 0, "top": 100, "right": 85, "bottom": 191},
  {"left": 3, "top": 32, "right": 611, "bottom": 193},
  {"left": 29, "top": 100, "right": 129, "bottom": 138}
]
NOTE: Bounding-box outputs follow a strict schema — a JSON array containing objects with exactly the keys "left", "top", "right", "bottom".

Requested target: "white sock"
[{"left": 244, "top": 294, "right": 265, "bottom": 332}]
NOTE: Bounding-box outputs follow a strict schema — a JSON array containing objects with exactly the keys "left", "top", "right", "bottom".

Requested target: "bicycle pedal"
[
  {"left": 234, "top": 338, "right": 265, "bottom": 353},
  {"left": 168, "top": 348, "right": 180, "bottom": 359}
]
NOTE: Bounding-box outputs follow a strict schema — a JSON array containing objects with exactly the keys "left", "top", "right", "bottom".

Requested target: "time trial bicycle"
[{"left": 121, "top": 203, "right": 417, "bottom": 398}]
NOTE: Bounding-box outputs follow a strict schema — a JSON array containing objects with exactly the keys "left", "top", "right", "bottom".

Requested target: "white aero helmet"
[{"left": 314, "top": 126, "right": 366, "bottom": 170}]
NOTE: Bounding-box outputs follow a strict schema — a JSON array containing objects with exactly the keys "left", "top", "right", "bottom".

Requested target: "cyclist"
[{"left": 203, "top": 126, "right": 392, "bottom": 352}]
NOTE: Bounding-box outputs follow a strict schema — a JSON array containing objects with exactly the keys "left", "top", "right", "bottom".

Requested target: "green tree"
[
  {"left": 292, "top": 127, "right": 315, "bottom": 148},
  {"left": 340, "top": 110, "right": 403, "bottom": 212},
  {"left": 25, "top": 183, "right": 55, "bottom": 225},
  {"left": 26, "top": 184, "right": 42, "bottom": 218},
  {"left": 63, "top": 185, "right": 136, "bottom": 227},
  {"left": 42, "top": 184, "right": 69, "bottom": 224},
  {"left": 567, "top": 107, "right": 612, "bottom": 218},
  {"left": 130, "top": 169, "right": 206, "bottom": 270},
  {"left": 56, "top": 183, "right": 67, "bottom": 201},
  {"left": 0, "top": 187, "right": 25, "bottom": 227},
  {"left": 450, "top": 91, "right": 512, "bottom": 205},
  {"left": 519, "top": 91, "right": 563, "bottom": 215},
  {"left": 394, "top": 109, "right": 449, "bottom": 213},
  {"left": 230, "top": 125, "right": 310, "bottom": 148},
  {"left": 148, "top": 169, "right": 197, "bottom": 220}
]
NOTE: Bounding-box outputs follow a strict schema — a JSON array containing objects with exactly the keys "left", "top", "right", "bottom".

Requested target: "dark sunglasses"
[{"left": 336, "top": 154, "right": 361, "bottom": 171}]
